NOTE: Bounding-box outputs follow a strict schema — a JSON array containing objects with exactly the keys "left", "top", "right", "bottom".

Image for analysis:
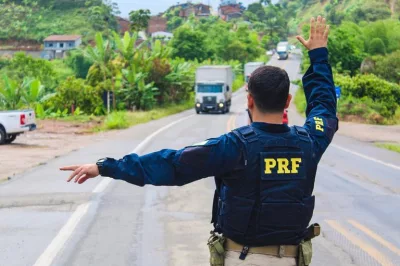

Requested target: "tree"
[
  {"left": 170, "top": 26, "right": 208, "bottom": 61},
  {"left": 5, "top": 52, "right": 56, "bottom": 90},
  {"left": 129, "top": 9, "right": 151, "bottom": 32},
  {"left": 66, "top": 51, "right": 93, "bottom": 79},
  {"left": 49, "top": 77, "right": 103, "bottom": 115},
  {"left": 369, "top": 38, "right": 386, "bottom": 55}
]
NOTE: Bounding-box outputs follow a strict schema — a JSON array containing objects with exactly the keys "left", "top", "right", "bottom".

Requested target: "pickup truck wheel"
[
  {"left": 5, "top": 134, "right": 17, "bottom": 144},
  {"left": 0, "top": 127, "right": 6, "bottom": 145}
]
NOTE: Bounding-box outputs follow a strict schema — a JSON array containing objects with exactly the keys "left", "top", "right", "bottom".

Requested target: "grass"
[
  {"left": 95, "top": 100, "right": 194, "bottom": 131},
  {"left": 294, "top": 86, "right": 307, "bottom": 117},
  {"left": 375, "top": 143, "right": 400, "bottom": 153},
  {"left": 233, "top": 74, "right": 244, "bottom": 92}
]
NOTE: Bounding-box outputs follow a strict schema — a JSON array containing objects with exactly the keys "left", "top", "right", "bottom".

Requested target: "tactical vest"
[{"left": 212, "top": 125, "right": 316, "bottom": 246}]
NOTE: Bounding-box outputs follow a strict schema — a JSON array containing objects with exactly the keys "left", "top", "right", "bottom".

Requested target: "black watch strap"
[{"left": 96, "top": 158, "right": 108, "bottom": 176}]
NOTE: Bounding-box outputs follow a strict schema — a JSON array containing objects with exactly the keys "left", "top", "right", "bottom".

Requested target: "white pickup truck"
[{"left": 0, "top": 110, "right": 36, "bottom": 144}]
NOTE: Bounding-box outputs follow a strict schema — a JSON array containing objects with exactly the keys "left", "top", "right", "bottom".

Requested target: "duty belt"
[{"left": 225, "top": 238, "right": 298, "bottom": 258}]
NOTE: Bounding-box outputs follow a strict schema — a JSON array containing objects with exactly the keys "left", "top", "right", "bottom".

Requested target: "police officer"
[{"left": 61, "top": 16, "right": 338, "bottom": 266}]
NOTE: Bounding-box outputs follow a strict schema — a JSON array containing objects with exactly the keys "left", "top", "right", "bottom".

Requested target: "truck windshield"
[{"left": 197, "top": 84, "right": 223, "bottom": 93}]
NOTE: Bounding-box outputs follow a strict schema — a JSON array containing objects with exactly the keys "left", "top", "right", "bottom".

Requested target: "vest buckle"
[{"left": 278, "top": 245, "right": 285, "bottom": 258}]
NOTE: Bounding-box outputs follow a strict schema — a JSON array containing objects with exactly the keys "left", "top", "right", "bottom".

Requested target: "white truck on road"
[
  {"left": 244, "top": 62, "right": 265, "bottom": 83},
  {"left": 0, "top": 109, "right": 36, "bottom": 144},
  {"left": 195, "top": 66, "right": 233, "bottom": 114}
]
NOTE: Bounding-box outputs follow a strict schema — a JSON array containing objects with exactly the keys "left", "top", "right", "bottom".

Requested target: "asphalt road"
[{"left": 1, "top": 53, "right": 399, "bottom": 266}]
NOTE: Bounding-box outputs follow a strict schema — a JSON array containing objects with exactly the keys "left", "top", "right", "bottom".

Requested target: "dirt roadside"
[
  {"left": 1, "top": 111, "right": 399, "bottom": 183},
  {"left": 0, "top": 119, "right": 119, "bottom": 182}
]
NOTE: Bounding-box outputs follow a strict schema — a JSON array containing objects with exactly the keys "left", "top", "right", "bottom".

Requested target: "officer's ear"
[
  {"left": 285, "top": 94, "right": 292, "bottom": 109},
  {"left": 247, "top": 93, "right": 255, "bottom": 109}
]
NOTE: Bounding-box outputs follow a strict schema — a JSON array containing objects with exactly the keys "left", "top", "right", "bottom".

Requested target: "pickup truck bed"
[{"left": 0, "top": 109, "right": 36, "bottom": 144}]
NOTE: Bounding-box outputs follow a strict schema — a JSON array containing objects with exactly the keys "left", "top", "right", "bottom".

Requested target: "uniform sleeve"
[
  {"left": 302, "top": 47, "right": 339, "bottom": 161},
  {"left": 100, "top": 133, "right": 244, "bottom": 186}
]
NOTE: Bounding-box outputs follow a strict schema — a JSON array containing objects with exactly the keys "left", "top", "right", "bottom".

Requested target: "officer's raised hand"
[{"left": 296, "top": 15, "right": 329, "bottom": 50}]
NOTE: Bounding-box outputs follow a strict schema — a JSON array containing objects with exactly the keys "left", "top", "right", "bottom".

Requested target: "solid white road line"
[
  {"left": 331, "top": 143, "right": 400, "bottom": 171},
  {"left": 33, "top": 114, "right": 195, "bottom": 266},
  {"left": 33, "top": 203, "right": 90, "bottom": 266}
]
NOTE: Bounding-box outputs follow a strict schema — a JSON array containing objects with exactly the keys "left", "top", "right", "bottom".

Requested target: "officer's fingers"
[
  {"left": 316, "top": 16, "right": 323, "bottom": 35},
  {"left": 310, "top": 17, "right": 316, "bottom": 38},
  {"left": 67, "top": 167, "right": 81, "bottom": 182},
  {"left": 296, "top": 36, "right": 307, "bottom": 48},
  {"left": 77, "top": 174, "right": 92, "bottom": 184},
  {"left": 323, "top": 25, "right": 330, "bottom": 39},
  {"left": 320, "top": 18, "right": 326, "bottom": 36},
  {"left": 74, "top": 168, "right": 87, "bottom": 183},
  {"left": 60, "top": 165, "right": 80, "bottom": 171}
]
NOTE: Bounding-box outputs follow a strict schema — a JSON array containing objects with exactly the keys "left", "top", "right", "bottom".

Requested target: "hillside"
[
  {"left": 0, "top": 0, "right": 119, "bottom": 46},
  {"left": 280, "top": 0, "right": 399, "bottom": 35}
]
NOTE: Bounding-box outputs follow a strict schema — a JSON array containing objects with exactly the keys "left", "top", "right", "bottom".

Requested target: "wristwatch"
[{"left": 96, "top": 158, "right": 108, "bottom": 176}]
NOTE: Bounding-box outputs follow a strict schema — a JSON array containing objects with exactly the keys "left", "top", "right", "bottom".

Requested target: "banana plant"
[{"left": 0, "top": 75, "right": 23, "bottom": 110}]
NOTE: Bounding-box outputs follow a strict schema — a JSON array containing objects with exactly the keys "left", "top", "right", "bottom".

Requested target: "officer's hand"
[
  {"left": 296, "top": 16, "right": 329, "bottom": 51},
  {"left": 60, "top": 164, "right": 99, "bottom": 184}
]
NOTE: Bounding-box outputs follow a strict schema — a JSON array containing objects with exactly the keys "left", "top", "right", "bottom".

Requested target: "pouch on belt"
[{"left": 208, "top": 232, "right": 226, "bottom": 266}]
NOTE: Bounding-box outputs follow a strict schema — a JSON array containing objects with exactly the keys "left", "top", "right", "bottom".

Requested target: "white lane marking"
[
  {"left": 92, "top": 178, "right": 112, "bottom": 193},
  {"left": 35, "top": 114, "right": 195, "bottom": 266},
  {"left": 331, "top": 143, "right": 400, "bottom": 171},
  {"left": 33, "top": 203, "right": 90, "bottom": 266},
  {"left": 92, "top": 114, "right": 195, "bottom": 193}
]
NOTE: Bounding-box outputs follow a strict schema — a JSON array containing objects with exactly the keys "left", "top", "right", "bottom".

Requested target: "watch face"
[{"left": 97, "top": 158, "right": 106, "bottom": 164}]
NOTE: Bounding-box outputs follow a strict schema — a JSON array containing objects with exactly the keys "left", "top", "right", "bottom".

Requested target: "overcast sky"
[{"left": 114, "top": 0, "right": 278, "bottom": 18}]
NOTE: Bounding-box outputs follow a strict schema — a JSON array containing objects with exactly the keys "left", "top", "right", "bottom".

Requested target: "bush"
[
  {"left": 335, "top": 73, "right": 400, "bottom": 119},
  {"left": 47, "top": 77, "right": 104, "bottom": 115},
  {"left": 368, "top": 51, "right": 400, "bottom": 83},
  {"left": 103, "top": 112, "right": 130, "bottom": 130}
]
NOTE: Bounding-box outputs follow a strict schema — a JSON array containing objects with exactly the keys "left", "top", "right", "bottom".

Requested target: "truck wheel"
[
  {"left": 0, "top": 127, "right": 6, "bottom": 145},
  {"left": 5, "top": 134, "right": 17, "bottom": 144},
  {"left": 196, "top": 110, "right": 200, "bottom": 114}
]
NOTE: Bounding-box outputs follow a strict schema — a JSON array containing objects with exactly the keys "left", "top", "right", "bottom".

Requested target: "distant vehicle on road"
[
  {"left": 195, "top": 66, "right": 233, "bottom": 114},
  {"left": 244, "top": 62, "right": 264, "bottom": 83},
  {"left": 266, "top": 50, "right": 274, "bottom": 56},
  {"left": 277, "top": 41, "right": 290, "bottom": 60},
  {"left": 0, "top": 109, "right": 36, "bottom": 144}
]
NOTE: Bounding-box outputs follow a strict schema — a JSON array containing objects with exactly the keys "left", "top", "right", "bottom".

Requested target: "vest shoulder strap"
[
  {"left": 233, "top": 126, "right": 258, "bottom": 143},
  {"left": 293, "top": 125, "right": 312, "bottom": 143}
]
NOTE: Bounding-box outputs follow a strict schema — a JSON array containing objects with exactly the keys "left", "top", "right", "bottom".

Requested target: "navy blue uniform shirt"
[{"left": 102, "top": 47, "right": 338, "bottom": 186}]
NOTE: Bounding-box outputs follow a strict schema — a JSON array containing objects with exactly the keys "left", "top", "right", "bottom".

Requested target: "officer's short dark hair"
[{"left": 248, "top": 66, "right": 290, "bottom": 113}]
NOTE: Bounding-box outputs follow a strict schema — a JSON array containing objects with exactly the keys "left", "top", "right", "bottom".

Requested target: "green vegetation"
[
  {"left": 98, "top": 100, "right": 193, "bottom": 131},
  {"left": 375, "top": 143, "right": 400, "bottom": 153},
  {"left": 290, "top": 0, "right": 400, "bottom": 125},
  {"left": 0, "top": 0, "right": 119, "bottom": 42}
]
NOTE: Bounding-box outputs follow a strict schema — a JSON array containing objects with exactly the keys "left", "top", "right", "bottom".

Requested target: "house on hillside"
[
  {"left": 148, "top": 16, "right": 168, "bottom": 34},
  {"left": 43, "top": 35, "right": 81, "bottom": 59},
  {"left": 116, "top": 16, "right": 131, "bottom": 34},
  {"left": 218, "top": 0, "right": 244, "bottom": 21},
  {"left": 167, "top": 2, "right": 211, "bottom": 19}
]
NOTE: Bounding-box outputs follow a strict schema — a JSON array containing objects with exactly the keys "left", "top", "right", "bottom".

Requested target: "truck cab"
[
  {"left": 244, "top": 62, "right": 264, "bottom": 84},
  {"left": 195, "top": 66, "right": 233, "bottom": 114},
  {"left": 277, "top": 41, "right": 290, "bottom": 60}
]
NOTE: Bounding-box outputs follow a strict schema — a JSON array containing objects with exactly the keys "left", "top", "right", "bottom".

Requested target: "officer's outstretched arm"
[
  {"left": 98, "top": 133, "right": 244, "bottom": 186},
  {"left": 297, "top": 16, "right": 339, "bottom": 160}
]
